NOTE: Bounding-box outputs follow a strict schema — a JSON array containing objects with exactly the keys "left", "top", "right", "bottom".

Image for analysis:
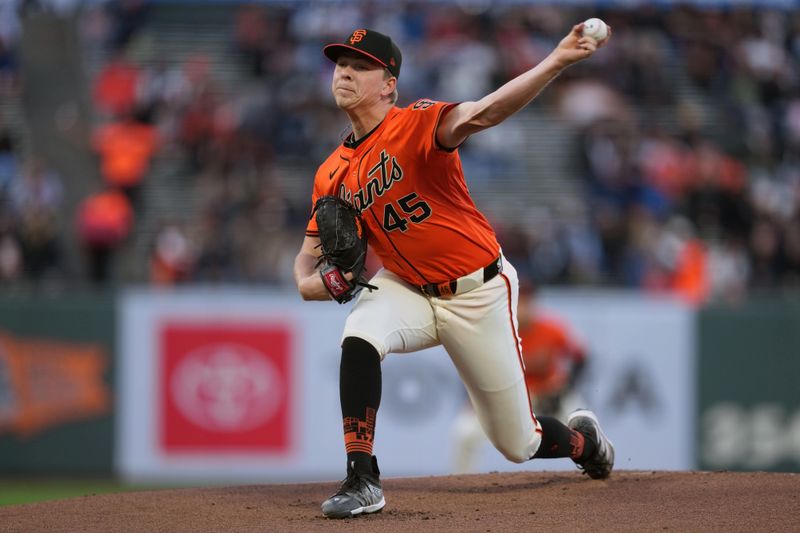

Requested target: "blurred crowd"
[
  {"left": 1, "top": 1, "right": 799, "bottom": 305},
  {"left": 546, "top": 6, "right": 800, "bottom": 305}
]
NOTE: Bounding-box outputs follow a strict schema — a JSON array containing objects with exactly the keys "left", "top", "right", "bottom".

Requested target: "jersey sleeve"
[
  {"left": 305, "top": 174, "right": 324, "bottom": 238},
  {"left": 406, "top": 99, "right": 459, "bottom": 153}
]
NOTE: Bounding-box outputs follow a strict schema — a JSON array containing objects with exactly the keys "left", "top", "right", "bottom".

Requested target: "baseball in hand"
[{"left": 582, "top": 18, "right": 608, "bottom": 42}]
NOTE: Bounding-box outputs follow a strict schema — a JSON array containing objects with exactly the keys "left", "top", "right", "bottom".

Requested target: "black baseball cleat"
[
  {"left": 567, "top": 409, "right": 615, "bottom": 479},
  {"left": 321, "top": 455, "right": 385, "bottom": 519}
]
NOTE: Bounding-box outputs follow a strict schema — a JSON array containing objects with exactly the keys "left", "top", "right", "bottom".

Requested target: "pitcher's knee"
[
  {"left": 500, "top": 448, "right": 528, "bottom": 463},
  {"left": 497, "top": 441, "right": 539, "bottom": 463},
  {"left": 496, "top": 433, "right": 542, "bottom": 463}
]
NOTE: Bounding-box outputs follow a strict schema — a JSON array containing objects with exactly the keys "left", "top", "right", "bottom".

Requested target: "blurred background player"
[
  {"left": 517, "top": 279, "right": 587, "bottom": 420},
  {"left": 452, "top": 278, "right": 588, "bottom": 474}
]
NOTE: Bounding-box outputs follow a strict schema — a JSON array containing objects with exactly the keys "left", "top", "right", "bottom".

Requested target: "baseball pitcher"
[{"left": 294, "top": 23, "right": 614, "bottom": 519}]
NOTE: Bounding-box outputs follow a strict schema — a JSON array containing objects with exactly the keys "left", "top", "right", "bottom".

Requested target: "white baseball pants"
[{"left": 342, "top": 256, "right": 542, "bottom": 463}]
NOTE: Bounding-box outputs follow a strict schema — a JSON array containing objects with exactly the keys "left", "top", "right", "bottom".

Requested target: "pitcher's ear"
[{"left": 382, "top": 75, "right": 396, "bottom": 96}]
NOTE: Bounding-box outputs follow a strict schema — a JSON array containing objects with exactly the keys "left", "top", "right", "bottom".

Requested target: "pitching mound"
[{"left": 2, "top": 471, "right": 798, "bottom": 532}]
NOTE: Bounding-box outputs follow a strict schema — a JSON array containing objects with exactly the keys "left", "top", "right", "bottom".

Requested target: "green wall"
[
  {"left": 697, "top": 300, "right": 800, "bottom": 472},
  {"left": 0, "top": 293, "right": 115, "bottom": 474}
]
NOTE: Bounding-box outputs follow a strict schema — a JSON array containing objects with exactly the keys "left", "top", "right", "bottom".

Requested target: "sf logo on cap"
[{"left": 350, "top": 29, "right": 367, "bottom": 44}]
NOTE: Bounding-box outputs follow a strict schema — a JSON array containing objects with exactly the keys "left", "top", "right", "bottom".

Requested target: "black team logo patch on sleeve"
[{"left": 412, "top": 99, "right": 436, "bottom": 110}]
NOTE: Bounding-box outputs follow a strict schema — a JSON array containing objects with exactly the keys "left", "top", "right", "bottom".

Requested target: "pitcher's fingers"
[
  {"left": 578, "top": 37, "right": 598, "bottom": 52},
  {"left": 598, "top": 26, "right": 613, "bottom": 47}
]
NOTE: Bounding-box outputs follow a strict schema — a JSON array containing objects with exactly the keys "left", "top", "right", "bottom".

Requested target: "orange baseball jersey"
[
  {"left": 305, "top": 100, "right": 500, "bottom": 287},
  {"left": 520, "top": 314, "right": 586, "bottom": 396}
]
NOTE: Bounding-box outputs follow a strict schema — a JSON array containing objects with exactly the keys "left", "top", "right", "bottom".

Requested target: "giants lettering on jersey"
[{"left": 338, "top": 149, "right": 403, "bottom": 213}]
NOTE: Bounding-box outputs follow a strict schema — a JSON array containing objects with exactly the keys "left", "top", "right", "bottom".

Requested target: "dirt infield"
[{"left": 1, "top": 471, "right": 798, "bottom": 532}]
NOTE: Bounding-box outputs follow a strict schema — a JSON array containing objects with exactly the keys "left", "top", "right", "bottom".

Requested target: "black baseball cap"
[{"left": 324, "top": 29, "right": 402, "bottom": 79}]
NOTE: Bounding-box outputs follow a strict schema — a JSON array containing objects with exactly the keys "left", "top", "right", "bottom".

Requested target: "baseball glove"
[{"left": 313, "top": 195, "right": 377, "bottom": 303}]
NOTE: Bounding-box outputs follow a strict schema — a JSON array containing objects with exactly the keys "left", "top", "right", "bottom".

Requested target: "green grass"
[{"left": 0, "top": 479, "right": 155, "bottom": 506}]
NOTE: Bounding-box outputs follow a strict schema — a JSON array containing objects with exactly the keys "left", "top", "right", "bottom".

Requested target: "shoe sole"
[
  {"left": 323, "top": 496, "right": 386, "bottom": 519},
  {"left": 567, "top": 409, "right": 615, "bottom": 479}
]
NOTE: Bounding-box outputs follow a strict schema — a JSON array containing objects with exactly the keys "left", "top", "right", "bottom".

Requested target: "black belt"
[{"left": 420, "top": 256, "right": 502, "bottom": 297}]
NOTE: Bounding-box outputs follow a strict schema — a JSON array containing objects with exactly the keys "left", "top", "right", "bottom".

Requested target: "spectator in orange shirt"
[
  {"left": 76, "top": 188, "right": 133, "bottom": 284},
  {"left": 451, "top": 279, "right": 588, "bottom": 473},
  {"left": 92, "top": 51, "right": 141, "bottom": 118},
  {"left": 93, "top": 108, "right": 159, "bottom": 208}
]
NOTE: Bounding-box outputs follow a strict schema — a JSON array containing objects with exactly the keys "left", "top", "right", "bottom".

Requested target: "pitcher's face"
[{"left": 331, "top": 53, "right": 390, "bottom": 110}]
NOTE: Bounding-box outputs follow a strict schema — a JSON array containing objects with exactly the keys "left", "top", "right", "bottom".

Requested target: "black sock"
[
  {"left": 532, "top": 416, "right": 596, "bottom": 461},
  {"left": 340, "top": 336, "right": 382, "bottom": 474}
]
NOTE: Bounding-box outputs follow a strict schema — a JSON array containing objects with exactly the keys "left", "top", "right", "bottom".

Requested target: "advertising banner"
[
  {"left": 159, "top": 323, "right": 293, "bottom": 453},
  {"left": 117, "top": 288, "right": 695, "bottom": 483}
]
